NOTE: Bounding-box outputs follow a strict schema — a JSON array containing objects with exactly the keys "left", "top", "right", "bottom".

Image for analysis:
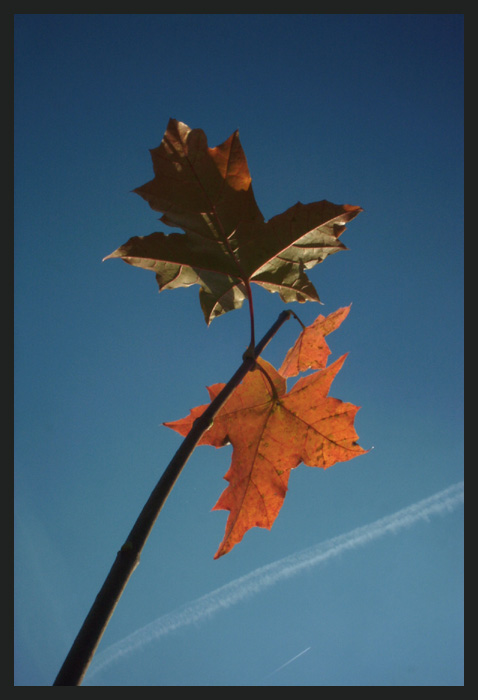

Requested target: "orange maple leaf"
[
  {"left": 279, "top": 305, "right": 351, "bottom": 377},
  {"left": 165, "top": 339, "right": 366, "bottom": 558}
]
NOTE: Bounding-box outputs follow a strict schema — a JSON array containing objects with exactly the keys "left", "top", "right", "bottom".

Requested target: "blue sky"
[{"left": 14, "top": 14, "right": 463, "bottom": 686}]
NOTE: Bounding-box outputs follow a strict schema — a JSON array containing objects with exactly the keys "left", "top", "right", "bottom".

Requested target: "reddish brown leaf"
[
  {"left": 165, "top": 353, "right": 366, "bottom": 558},
  {"left": 104, "top": 119, "right": 362, "bottom": 323},
  {"left": 279, "top": 306, "right": 351, "bottom": 378}
]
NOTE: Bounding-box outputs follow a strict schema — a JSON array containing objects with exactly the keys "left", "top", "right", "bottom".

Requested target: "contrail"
[
  {"left": 86, "top": 481, "right": 463, "bottom": 682},
  {"left": 265, "top": 646, "right": 312, "bottom": 678}
]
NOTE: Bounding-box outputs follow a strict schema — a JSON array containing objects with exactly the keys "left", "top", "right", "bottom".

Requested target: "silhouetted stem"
[
  {"left": 53, "top": 309, "right": 292, "bottom": 686},
  {"left": 290, "top": 309, "right": 307, "bottom": 329},
  {"left": 244, "top": 278, "right": 256, "bottom": 351}
]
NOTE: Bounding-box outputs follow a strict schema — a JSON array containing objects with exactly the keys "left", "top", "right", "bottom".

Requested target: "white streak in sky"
[
  {"left": 265, "top": 646, "right": 312, "bottom": 678},
  {"left": 86, "top": 481, "right": 463, "bottom": 682}
]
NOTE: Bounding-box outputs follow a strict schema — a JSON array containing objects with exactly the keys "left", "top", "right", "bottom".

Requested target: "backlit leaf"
[
  {"left": 279, "top": 305, "right": 351, "bottom": 377},
  {"left": 165, "top": 330, "right": 366, "bottom": 558},
  {"left": 104, "top": 119, "right": 362, "bottom": 323}
]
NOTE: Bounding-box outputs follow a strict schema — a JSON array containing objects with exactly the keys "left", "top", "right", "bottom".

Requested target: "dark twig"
[{"left": 53, "top": 309, "right": 292, "bottom": 686}]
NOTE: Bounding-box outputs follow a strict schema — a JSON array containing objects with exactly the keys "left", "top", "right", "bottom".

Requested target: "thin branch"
[
  {"left": 243, "top": 277, "right": 256, "bottom": 351},
  {"left": 53, "top": 309, "right": 292, "bottom": 686},
  {"left": 290, "top": 310, "right": 306, "bottom": 329}
]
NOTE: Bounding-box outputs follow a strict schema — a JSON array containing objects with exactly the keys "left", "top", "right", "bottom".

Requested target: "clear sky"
[{"left": 14, "top": 14, "right": 464, "bottom": 686}]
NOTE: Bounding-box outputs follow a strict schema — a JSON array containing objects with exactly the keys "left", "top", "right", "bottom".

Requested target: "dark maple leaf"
[
  {"left": 104, "top": 119, "right": 362, "bottom": 323},
  {"left": 165, "top": 350, "right": 366, "bottom": 558}
]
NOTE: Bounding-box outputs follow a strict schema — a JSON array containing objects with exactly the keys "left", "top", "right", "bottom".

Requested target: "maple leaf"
[
  {"left": 279, "top": 305, "right": 351, "bottom": 378},
  {"left": 164, "top": 351, "right": 366, "bottom": 559},
  {"left": 104, "top": 119, "right": 362, "bottom": 323}
]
